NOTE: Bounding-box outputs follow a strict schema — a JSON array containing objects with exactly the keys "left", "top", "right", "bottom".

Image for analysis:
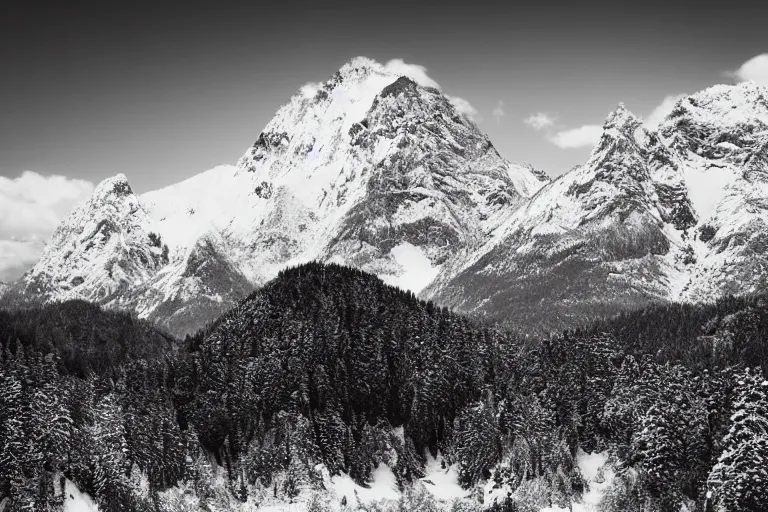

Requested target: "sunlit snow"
[
  {"left": 540, "top": 450, "right": 613, "bottom": 512},
  {"left": 383, "top": 242, "right": 439, "bottom": 294},
  {"left": 420, "top": 452, "right": 469, "bottom": 501},
  {"left": 63, "top": 479, "right": 100, "bottom": 512},
  {"left": 683, "top": 164, "right": 736, "bottom": 222},
  {"left": 331, "top": 463, "right": 401, "bottom": 506}
]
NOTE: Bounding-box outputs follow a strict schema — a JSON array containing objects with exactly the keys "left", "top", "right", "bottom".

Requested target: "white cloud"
[
  {"left": 492, "top": 101, "right": 505, "bottom": 123},
  {"left": 447, "top": 96, "right": 479, "bottom": 119},
  {"left": 0, "top": 240, "right": 45, "bottom": 282},
  {"left": 548, "top": 125, "right": 603, "bottom": 149},
  {"left": 731, "top": 54, "right": 768, "bottom": 86},
  {"left": 383, "top": 59, "right": 441, "bottom": 89},
  {"left": 644, "top": 94, "right": 686, "bottom": 129},
  {"left": 0, "top": 171, "right": 93, "bottom": 280},
  {"left": 524, "top": 112, "right": 556, "bottom": 131}
]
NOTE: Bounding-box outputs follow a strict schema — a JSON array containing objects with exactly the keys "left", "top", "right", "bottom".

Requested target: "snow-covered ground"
[
  {"left": 540, "top": 450, "right": 613, "bottom": 512},
  {"left": 420, "top": 452, "right": 469, "bottom": 501},
  {"left": 41, "top": 450, "right": 611, "bottom": 512},
  {"left": 331, "top": 463, "right": 401, "bottom": 506},
  {"left": 327, "top": 452, "right": 466, "bottom": 508},
  {"left": 61, "top": 479, "right": 100, "bottom": 512}
]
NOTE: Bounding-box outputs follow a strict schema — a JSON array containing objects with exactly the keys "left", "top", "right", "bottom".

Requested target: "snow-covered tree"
[{"left": 707, "top": 368, "right": 768, "bottom": 511}]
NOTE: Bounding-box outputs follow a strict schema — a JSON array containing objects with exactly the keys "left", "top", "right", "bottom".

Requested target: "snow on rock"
[
  {"left": 12, "top": 68, "right": 768, "bottom": 337},
  {"left": 382, "top": 242, "right": 440, "bottom": 294},
  {"left": 681, "top": 164, "right": 736, "bottom": 224},
  {"left": 16, "top": 174, "right": 162, "bottom": 303},
  {"left": 428, "top": 81, "right": 768, "bottom": 332}
]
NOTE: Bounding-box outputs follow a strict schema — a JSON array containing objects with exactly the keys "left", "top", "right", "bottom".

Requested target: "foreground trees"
[
  {"left": 0, "top": 264, "right": 767, "bottom": 511},
  {"left": 707, "top": 368, "right": 768, "bottom": 511}
]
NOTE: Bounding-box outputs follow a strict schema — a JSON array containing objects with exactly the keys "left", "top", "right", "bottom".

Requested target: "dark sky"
[{"left": 1, "top": 0, "right": 767, "bottom": 193}]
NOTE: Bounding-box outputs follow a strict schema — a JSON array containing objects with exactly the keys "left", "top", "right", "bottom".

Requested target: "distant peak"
[
  {"left": 659, "top": 81, "right": 768, "bottom": 130},
  {"left": 336, "top": 56, "right": 442, "bottom": 90},
  {"left": 344, "top": 56, "right": 382, "bottom": 71},
  {"left": 686, "top": 80, "right": 768, "bottom": 107},
  {"left": 92, "top": 173, "right": 134, "bottom": 199},
  {"left": 722, "top": 79, "right": 768, "bottom": 95},
  {"left": 379, "top": 76, "right": 419, "bottom": 98},
  {"left": 604, "top": 102, "right": 641, "bottom": 129},
  {"left": 336, "top": 57, "right": 387, "bottom": 82},
  {"left": 736, "top": 79, "right": 766, "bottom": 91}
]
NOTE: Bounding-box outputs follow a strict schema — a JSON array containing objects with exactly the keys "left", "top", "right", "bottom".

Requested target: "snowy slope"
[
  {"left": 428, "top": 81, "right": 768, "bottom": 332},
  {"left": 62, "top": 479, "right": 100, "bottom": 512},
  {"left": 11, "top": 57, "right": 546, "bottom": 337}
]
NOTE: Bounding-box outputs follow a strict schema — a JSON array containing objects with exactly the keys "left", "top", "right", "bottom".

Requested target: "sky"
[{"left": 0, "top": 0, "right": 767, "bottom": 280}]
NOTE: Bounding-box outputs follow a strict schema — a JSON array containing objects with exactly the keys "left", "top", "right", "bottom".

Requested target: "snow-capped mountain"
[
  {"left": 17, "top": 174, "right": 165, "bottom": 302},
  {"left": 9, "top": 57, "right": 767, "bottom": 336},
  {"left": 428, "top": 81, "right": 768, "bottom": 332},
  {"left": 9, "top": 57, "right": 547, "bottom": 336}
]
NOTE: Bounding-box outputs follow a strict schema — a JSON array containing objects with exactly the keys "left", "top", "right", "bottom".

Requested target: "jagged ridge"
[{"left": 428, "top": 81, "right": 768, "bottom": 332}]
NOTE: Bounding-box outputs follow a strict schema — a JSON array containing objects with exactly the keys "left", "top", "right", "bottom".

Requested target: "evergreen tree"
[{"left": 707, "top": 368, "right": 768, "bottom": 511}]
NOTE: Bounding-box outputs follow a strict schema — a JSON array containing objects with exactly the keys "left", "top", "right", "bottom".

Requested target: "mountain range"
[{"left": 3, "top": 57, "right": 767, "bottom": 336}]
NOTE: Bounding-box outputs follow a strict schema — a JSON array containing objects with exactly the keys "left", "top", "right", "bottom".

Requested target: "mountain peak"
[
  {"left": 604, "top": 102, "right": 642, "bottom": 130},
  {"left": 340, "top": 56, "right": 383, "bottom": 75},
  {"left": 379, "top": 75, "right": 419, "bottom": 98},
  {"left": 92, "top": 173, "right": 134, "bottom": 200},
  {"left": 662, "top": 81, "right": 768, "bottom": 132},
  {"left": 14, "top": 57, "right": 555, "bottom": 336}
]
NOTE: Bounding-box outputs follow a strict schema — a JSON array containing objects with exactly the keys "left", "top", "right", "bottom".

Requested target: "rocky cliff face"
[
  {"left": 15, "top": 174, "right": 165, "bottom": 303},
  {"left": 660, "top": 82, "right": 768, "bottom": 302},
  {"left": 427, "top": 82, "right": 768, "bottom": 332}
]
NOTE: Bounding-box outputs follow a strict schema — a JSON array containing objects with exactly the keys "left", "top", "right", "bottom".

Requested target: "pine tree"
[
  {"left": 454, "top": 397, "right": 501, "bottom": 486},
  {"left": 602, "top": 355, "right": 641, "bottom": 449},
  {"left": 707, "top": 369, "right": 768, "bottom": 511},
  {"left": 0, "top": 361, "right": 29, "bottom": 508},
  {"left": 88, "top": 392, "right": 130, "bottom": 507}
]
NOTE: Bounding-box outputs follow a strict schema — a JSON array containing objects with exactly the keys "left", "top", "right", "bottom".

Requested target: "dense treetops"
[{"left": 0, "top": 299, "right": 178, "bottom": 378}]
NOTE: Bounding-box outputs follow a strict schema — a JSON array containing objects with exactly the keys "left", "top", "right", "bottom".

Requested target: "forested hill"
[
  {"left": 581, "top": 294, "right": 768, "bottom": 369},
  {"left": 0, "top": 300, "right": 178, "bottom": 377},
  {"left": 1, "top": 264, "right": 767, "bottom": 511},
  {"left": 193, "top": 261, "right": 512, "bottom": 463}
]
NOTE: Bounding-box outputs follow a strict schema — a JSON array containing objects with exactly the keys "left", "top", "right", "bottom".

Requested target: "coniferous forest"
[{"left": 1, "top": 263, "right": 767, "bottom": 511}]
